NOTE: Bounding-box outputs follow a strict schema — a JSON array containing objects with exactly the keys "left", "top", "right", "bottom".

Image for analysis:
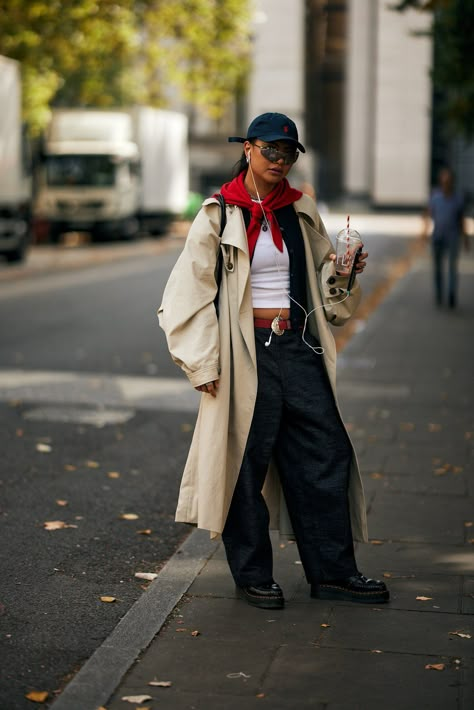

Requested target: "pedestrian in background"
[
  {"left": 158, "top": 113, "right": 389, "bottom": 609},
  {"left": 423, "top": 167, "right": 469, "bottom": 308}
]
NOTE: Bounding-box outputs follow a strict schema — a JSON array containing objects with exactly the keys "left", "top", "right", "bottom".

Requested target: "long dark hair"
[{"left": 231, "top": 150, "right": 248, "bottom": 178}]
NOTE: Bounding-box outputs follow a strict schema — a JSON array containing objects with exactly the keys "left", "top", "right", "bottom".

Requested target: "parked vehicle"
[
  {"left": 34, "top": 107, "right": 189, "bottom": 242},
  {"left": 0, "top": 55, "right": 32, "bottom": 263}
]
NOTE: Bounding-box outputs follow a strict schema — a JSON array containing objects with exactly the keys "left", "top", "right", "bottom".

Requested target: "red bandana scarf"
[{"left": 220, "top": 172, "right": 302, "bottom": 259}]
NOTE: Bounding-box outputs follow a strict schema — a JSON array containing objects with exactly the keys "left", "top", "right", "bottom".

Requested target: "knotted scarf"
[{"left": 220, "top": 172, "right": 302, "bottom": 259}]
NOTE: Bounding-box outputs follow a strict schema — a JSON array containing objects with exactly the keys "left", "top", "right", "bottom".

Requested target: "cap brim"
[
  {"left": 259, "top": 133, "right": 306, "bottom": 152},
  {"left": 227, "top": 134, "right": 305, "bottom": 152}
]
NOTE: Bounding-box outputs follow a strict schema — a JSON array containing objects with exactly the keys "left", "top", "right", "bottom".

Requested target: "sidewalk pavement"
[{"left": 55, "top": 247, "right": 473, "bottom": 710}]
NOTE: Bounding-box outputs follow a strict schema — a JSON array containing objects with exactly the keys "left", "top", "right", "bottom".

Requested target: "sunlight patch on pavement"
[{"left": 0, "top": 369, "right": 200, "bottom": 412}]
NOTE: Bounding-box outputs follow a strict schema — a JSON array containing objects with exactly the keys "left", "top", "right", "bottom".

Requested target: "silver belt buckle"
[{"left": 271, "top": 316, "right": 285, "bottom": 336}]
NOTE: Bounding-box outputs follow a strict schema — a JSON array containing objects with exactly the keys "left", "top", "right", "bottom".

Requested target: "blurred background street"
[{"left": 0, "top": 0, "right": 473, "bottom": 708}]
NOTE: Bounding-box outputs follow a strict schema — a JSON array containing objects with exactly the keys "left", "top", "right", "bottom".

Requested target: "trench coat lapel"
[{"left": 216, "top": 203, "right": 256, "bottom": 368}]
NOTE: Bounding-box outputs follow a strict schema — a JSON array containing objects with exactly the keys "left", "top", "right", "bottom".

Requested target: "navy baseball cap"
[{"left": 228, "top": 112, "right": 306, "bottom": 153}]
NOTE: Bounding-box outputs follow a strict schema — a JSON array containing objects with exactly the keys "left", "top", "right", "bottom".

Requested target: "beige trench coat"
[{"left": 158, "top": 194, "right": 369, "bottom": 542}]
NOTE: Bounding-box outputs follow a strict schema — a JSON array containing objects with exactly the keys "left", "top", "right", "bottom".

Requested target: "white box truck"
[
  {"left": 34, "top": 107, "right": 189, "bottom": 242},
  {"left": 0, "top": 56, "right": 32, "bottom": 262}
]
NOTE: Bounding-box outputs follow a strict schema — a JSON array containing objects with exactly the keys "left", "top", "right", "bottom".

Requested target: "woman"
[{"left": 158, "top": 113, "right": 389, "bottom": 609}]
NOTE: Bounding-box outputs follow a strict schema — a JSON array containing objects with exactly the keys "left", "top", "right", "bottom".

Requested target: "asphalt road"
[{"left": 0, "top": 223, "right": 418, "bottom": 709}]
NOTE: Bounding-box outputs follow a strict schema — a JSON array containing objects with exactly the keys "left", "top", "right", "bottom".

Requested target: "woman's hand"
[
  {"left": 195, "top": 380, "right": 220, "bottom": 398},
  {"left": 329, "top": 247, "right": 368, "bottom": 275}
]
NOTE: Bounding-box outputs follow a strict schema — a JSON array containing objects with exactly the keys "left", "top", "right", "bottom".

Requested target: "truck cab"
[{"left": 35, "top": 111, "right": 141, "bottom": 242}]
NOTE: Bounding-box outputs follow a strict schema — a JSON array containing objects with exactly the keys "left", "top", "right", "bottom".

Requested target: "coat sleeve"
[
  {"left": 157, "top": 203, "right": 222, "bottom": 388},
  {"left": 317, "top": 212, "right": 362, "bottom": 326},
  {"left": 301, "top": 200, "right": 362, "bottom": 326}
]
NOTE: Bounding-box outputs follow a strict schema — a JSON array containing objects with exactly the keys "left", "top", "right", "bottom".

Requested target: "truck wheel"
[
  {"left": 49, "top": 226, "right": 63, "bottom": 244},
  {"left": 121, "top": 218, "right": 140, "bottom": 241},
  {"left": 5, "top": 244, "right": 27, "bottom": 263}
]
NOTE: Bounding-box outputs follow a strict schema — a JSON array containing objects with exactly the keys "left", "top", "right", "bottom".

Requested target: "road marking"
[
  {"left": 0, "top": 369, "right": 200, "bottom": 412},
  {"left": 23, "top": 405, "right": 135, "bottom": 427}
]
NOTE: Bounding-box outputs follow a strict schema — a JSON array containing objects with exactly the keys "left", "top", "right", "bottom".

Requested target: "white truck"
[
  {"left": 34, "top": 107, "right": 189, "bottom": 241},
  {"left": 0, "top": 56, "right": 32, "bottom": 262}
]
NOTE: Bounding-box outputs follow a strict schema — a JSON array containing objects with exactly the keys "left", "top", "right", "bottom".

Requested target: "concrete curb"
[{"left": 50, "top": 529, "right": 218, "bottom": 710}]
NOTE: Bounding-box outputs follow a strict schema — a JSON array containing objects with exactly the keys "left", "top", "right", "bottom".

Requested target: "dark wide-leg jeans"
[{"left": 222, "top": 327, "right": 358, "bottom": 587}]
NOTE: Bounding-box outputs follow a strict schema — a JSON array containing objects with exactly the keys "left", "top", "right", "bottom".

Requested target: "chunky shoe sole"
[
  {"left": 311, "top": 584, "right": 390, "bottom": 604},
  {"left": 236, "top": 587, "right": 285, "bottom": 610}
]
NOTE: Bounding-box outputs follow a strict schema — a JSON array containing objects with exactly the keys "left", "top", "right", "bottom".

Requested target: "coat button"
[
  {"left": 328, "top": 276, "right": 336, "bottom": 284},
  {"left": 329, "top": 287, "right": 337, "bottom": 295}
]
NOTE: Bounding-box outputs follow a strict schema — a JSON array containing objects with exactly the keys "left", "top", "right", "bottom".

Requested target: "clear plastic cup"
[{"left": 335, "top": 228, "right": 362, "bottom": 276}]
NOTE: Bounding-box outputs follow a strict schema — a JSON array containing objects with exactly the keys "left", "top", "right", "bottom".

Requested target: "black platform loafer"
[
  {"left": 237, "top": 582, "right": 285, "bottom": 609},
  {"left": 311, "top": 573, "right": 389, "bottom": 604}
]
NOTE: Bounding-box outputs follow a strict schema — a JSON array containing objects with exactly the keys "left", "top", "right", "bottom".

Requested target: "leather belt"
[{"left": 254, "top": 318, "right": 293, "bottom": 330}]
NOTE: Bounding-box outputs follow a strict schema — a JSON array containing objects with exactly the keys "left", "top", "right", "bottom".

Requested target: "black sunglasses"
[{"left": 252, "top": 143, "right": 299, "bottom": 165}]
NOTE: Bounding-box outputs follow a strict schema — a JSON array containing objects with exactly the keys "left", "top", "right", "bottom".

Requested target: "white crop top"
[{"left": 250, "top": 225, "right": 291, "bottom": 308}]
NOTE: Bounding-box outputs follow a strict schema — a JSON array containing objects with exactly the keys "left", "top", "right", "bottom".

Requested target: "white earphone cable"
[{"left": 247, "top": 159, "right": 351, "bottom": 356}]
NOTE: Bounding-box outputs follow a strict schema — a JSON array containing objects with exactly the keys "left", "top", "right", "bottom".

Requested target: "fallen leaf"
[
  {"left": 468, "top": 539, "right": 474, "bottom": 545},
  {"left": 55, "top": 499, "right": 68, "bottom": 507},
  {"left": 370, "top": 472, "right": 384, "bottom": 480},
  {"left": 25, "top": 690, "right": 49, "bottom": 702},
  {"left": 370, "top": 540, "right": 384, "bottom": 545},
  {"left": 119, "top": 513, "right": 139, "bottom": 520},
  {"left": 16, "top": 428, "right": 24, "bottom": 437},
  {"left": 416, "top": 596, "right": 433, "bottom": 601},
  {"left": 449, "top": 631, "right": 471, "bottom": 639},
  {"left": 383, "top": 572, "right": 392, "bottom": 578},
  {"left": 64, "top": 464, "right": 77, "bottom": 471},
  {"left": 134, "top": 572, "right": 158, "bottom": 581},
  {"left": 428, "top": 423, "right": 442, "bottom": 432},
  {"left": 175, "top": 628, "right": 187, "bottom": 632},
  {"left": 400, "top": 422, "right": 415, "bottom": 431},
  {"left": 36, "top": 443, "right": 52, "bottom": 453},
  {"left": 85, "top": 460, "right": 100, "bottom": 468},
  {"left": 137, "top": 529, "right": 152, "bottom": 535},
  {"left": 43, "top": 520, "right": 78, "bottom": 531},
  {"left": 320, "top": 623, "right": 330, "bottom": 628},
  {"left": 452, "top": 466, "right": 463, "bottom": 474},
  {"left": 100, "top": 596, "right": 117, "bottom": 603},
  {"left": 148, "top": 680, "right": 172, "bottom": 687},
  {"left": 256, "top": 693, "right": 265, "bottom": 698},
  {"left": 121, "top": 696, "right": 152, "bottom": 704},
  {"left": 107, "top": 471, "right": 120, "bottom": 479},
  {"left": 191, "top": 630, "right": 200, "bottom": 636},
  {"left": 425, "top": 663, "right": 445, "bottom": 671}
]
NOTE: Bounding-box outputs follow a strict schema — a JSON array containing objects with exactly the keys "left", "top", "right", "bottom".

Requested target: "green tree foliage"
[
  {"left": 0, "top": 0, "right": 251, "bottom": 135},
  {"left": 392, "top": 0, "right": 474, "bottom": 137}
]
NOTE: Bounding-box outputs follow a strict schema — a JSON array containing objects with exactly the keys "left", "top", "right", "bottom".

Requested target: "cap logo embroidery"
[{"left": 283, "top": 125, "right": 289, "bottom": 133}]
